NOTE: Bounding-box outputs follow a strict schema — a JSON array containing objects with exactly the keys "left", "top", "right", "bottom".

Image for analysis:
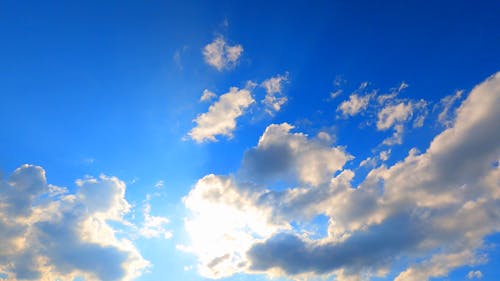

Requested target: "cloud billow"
[
  {"left": 182, "top": 72, "right": 500, "bottom": 281},
  {"left": 0, "top": 165, "right": 149, "bottom": 281}
]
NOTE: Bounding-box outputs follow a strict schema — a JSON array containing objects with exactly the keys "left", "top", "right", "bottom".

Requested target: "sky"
[{"left": 0, "top": 1, "right": 500, "bottom": 281}]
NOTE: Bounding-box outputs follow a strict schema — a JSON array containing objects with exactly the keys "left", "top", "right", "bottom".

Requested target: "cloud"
[
  {"left": 376, "top": 102, "right": 413, "bottom": 130},
  {"left": 182, "top": 72, "right": 500, "bottom": 280},
  {"left": 139, "top": 201, "right": 172, "bottom": 239},
  {"left": 240, "top": 123, "right": 352, "bottom": 186},
  {"left": 0, "top": 165, "right": 149, "bottom": 281},
  {"left": 468, "top": 270, "right": 483, "bottom": 279},
  {"left": 376, "top": 100, "right": 427, "bottom": 146},
  {"left": 181, "top": 174, "right": 287, "bottom": 278},
  {"left": 438, "top": 89, "right": 464, "bottom": 127},
  {"left": 382, "top": 124, "right": 404, "bottom": 145},
  {"left": 253, "top": 71, "right": 500, "bottom": 280},
  {"left": 188, "top": 86, "right": 255, "bottom": 142},
  {"left": 261, "top": 73, "right": 289, "bottom": 115},
  {"left": 203, "top": 36, "right": 243, "bottom": 71},
  {"left": 337, "top": 93, "right": 372, "bottom": 116},
  {"left": 200, "top": 89, "right": 217, "bottom": 102}
]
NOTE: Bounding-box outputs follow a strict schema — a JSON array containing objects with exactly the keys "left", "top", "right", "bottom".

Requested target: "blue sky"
[{"left": 1, "top": 1, "right": 499, "bottom": 281}]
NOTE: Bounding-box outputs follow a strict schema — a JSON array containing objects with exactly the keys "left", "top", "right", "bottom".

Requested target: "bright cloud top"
[
  {"left": 182, "top": 72, "right": 500, "bottom": 281},
  {"left": 203, "top": 36, "right": 243, "bottom": 71},
  {"left": 0, "top": 165, "right": 150, "bottom": 281},
  {"left": 189, "top": 86, "right": 254, "bottom": 142}
]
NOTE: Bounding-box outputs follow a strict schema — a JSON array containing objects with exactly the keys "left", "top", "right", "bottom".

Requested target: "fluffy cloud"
[
  {"left": 241, "top": 123, "right": 352, "bottom": 186},
  {"left": 261, "top": 73, "right": 289, "bottom": 115},
  {"left": 0, "top": 165, "right": 149, "bottom": 281},
  {"left": 182, "top": 72, "right": 500, "bottom": 280},
  {"left": 337, "top": 93, "right": 372, "bottom": 116},
  {"left": 203, "top": 36, "right": 243, "bottom": 71},
  {"left": 189, "top": 86, "right": 254, "bottom": 142},
  {"left": 376, "top": 102, "right": 413, "bottom": 130},
  {"left": 250, "top": 71, "right": 500, "bottom": 280}
]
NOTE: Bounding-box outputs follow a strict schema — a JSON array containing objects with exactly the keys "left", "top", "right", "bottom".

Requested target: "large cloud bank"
[{"left": 182, "top": 72, "right": 500, "bottom": 280}]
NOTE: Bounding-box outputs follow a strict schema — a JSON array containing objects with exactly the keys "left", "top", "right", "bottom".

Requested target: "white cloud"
[
  {"left": 203, "top": 36, "right": 243, "bottom": 71},
  {"left": 377, "top": 81, "right": 408, "bottom": 104},
  {"left": 200, "top": 89, "right": 217, "bottom": 102},
  {"left": 0, "top": 165, "right": 149, "bottom": 281},
  {"left": 188, "top": 86, "right": 255, "bottom": 143},
  {"left": 379, "top": 149, "right": 391, "bottom": 161},
  {"left": 261, "top": 73, "right": 289, "bottom": 115},
  {"left": 182, "top": 72, "right": 500, "bottom": 281},
  {"left": 376, "top": 102, "right": 413, "bottom": 130},
  {"left": 139, "top": 201, "right": 172, "bottom": 239},
  {"left": 467, "top": 270, "right": 483, "bottom": 279},
  {"left": 337, "top": 93, "right": 373, "bottom": 116},
  {"left": 359, "top": 157, "right": 377, "bottom": 168},
  {"left": 438, "top": 89, "right": 464, "bottom": 127}
]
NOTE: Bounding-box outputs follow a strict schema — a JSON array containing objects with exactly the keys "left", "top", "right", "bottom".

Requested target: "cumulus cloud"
[
  {"left": 252, "top": 71, "right": 500, "bottom": 280},
  {"left": 337, "top": 93, "right": 372, "bottom": 116},
  {"left": 182, "top": 72, "right": 500, "bottom": 280},
  {"left": 261, "top": 73, "right": 289, "bottom": 115},
  {"left": 203, "top": 36, "right": 243, "bottom": 71},
  {"left": 0, "top": 165, "right": 149, "bottom": 281},
  {"left": 188, "top": 86, "right": 255, "bottom": 142},
  {"left": 241, "top": 123, "right": 352, "bottom": 186}
]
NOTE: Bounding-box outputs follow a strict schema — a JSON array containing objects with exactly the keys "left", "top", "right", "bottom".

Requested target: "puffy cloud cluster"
[
  {"left": 203, "top": 36, "right": 243, "bottom": 71},
  {"left": 0, "top": 165, "right": 149, "bottom": 281},
  {"left": 261, "top": 73, "right": 289, "bottom": 115},
  {"left": 182, "top": 72, "right": 500, "bottom": 280},
  {"left": 189, "top": 86, "right": 255, "bottom": 142},
  {"left": 337, "top": 81, "right": 428, "bottom": 147}
]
